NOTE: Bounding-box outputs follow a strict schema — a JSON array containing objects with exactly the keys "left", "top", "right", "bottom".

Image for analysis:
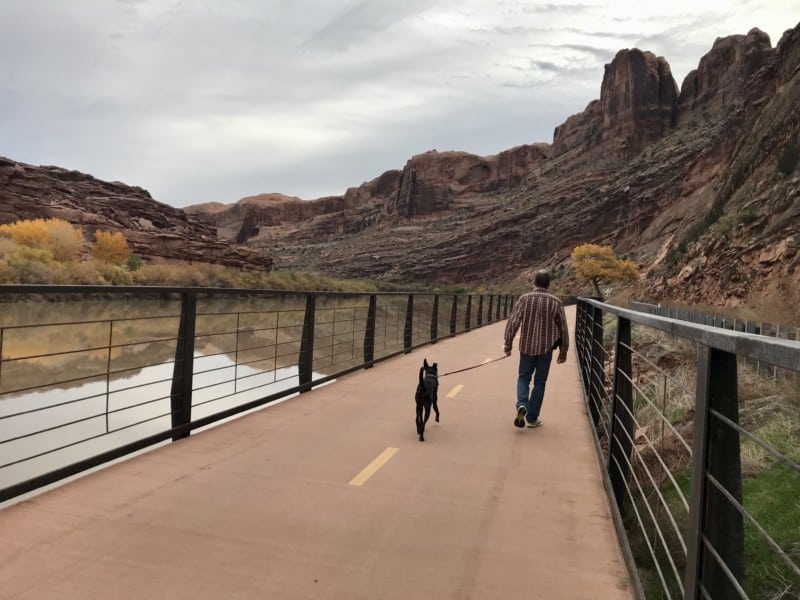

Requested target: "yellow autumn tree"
[
  {"left": 46, "top": 219, "right": 86, "bottom": 261},
  {"left": 91, "top": 230, "right": 131, "bottom": 265},
  {"left": 571, "top": 243, "right": 639, "bottom": 298},
  {"left": 0, "top": 218, "right": 49, "bottom": 247},
  {"left": 0, "top": 218, "right": 84, "bottom": 262}
]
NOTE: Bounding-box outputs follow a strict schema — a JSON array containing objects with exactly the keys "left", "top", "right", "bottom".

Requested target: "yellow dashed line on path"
[
  {"left": 447, "top": 384, "right": 463, "bottom": 398},
  {"left": 482, "top": 357, "right": 492, "bottom": 364},
  {"left": 348, "top": 447, "right": 399, "bottom": 487}
]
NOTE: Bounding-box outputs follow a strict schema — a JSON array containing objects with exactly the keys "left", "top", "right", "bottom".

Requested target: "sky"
[{"left": 1, "top": 1, "right": 798, "bottom": 208}]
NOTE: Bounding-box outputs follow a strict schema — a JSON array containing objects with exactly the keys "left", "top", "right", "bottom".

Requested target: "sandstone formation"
[
  {"left": 678, "top": 28, "right": 774, "bottom": 116},
  {"left": 553, "top": 49, "right": 678, "bottom": 156},
  {"left": 643, "top": 24, "right": 800, "bottom": 316},
  {"left": 187, "top": 144, "right": 549, "bottom": 243}
]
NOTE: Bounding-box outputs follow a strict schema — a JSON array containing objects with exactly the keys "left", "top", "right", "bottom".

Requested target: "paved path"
[{"left": 0, "top": 306, "right": 633, "bottom": 599}]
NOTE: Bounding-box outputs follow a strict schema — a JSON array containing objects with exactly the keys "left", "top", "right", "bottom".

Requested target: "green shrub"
[
  {"left": 126, "top": 254, "right": 144, "bottom": 271},
  {"left": 737, "top": 209, "right": 759, "bottom": 226},
  {"left": 778, "top": 140, "right": 799, "bottom": 175},
  {"left": 96, "top": 262, "right": 134, "bottom": 285}
]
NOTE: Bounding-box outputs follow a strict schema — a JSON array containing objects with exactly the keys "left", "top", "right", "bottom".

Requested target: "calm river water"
[{"left": 0, "top": 352, "right": 323, "bottom": 496}]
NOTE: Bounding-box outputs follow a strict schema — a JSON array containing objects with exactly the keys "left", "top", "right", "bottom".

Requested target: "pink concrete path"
[{"left": 0, "top": 306, "right": 633, "bottom": 599}]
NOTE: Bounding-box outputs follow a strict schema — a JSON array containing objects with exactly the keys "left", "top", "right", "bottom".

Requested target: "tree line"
[{"left": 0, "top": 218, "right": 639, "bottom": 295}]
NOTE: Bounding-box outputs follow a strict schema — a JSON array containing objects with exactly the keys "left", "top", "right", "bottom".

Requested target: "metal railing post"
[
  {"left": 576, "top": 301, "right": 589, "bottom": 392},
  {"left": 363, "top": 294, "right": 377, "bottom": 368},
  {"left": 608, "top": 316, "right": 634, "bottom": 510},
  {"left": 404, "top": 294, "right": 413, "bottom": 352},
  {"left": 298, "top": 293, "right": 316, "bottom": 392},
  {"left": 684, "top": 346, "right": 744, "bottom": 599},
  {"left": 170, "top": 291, "right": 196, "bottom": 441},
  {"left": 477, "top": 295, "right": 484, "bottom": 326},
  {"left": 496, "top": 294, "right": 501, "bottom": 320},
  {"left": 450, "top": 295, "right": 457, "bottom": 336},
  {"left": 430, "top": 294, "right": 439, "bottom": 342},
  {"left": 588, "top": 304, "right": 604, "bottom": 428},
  {"left": 465, "top": 295, "right": 472, "bottom": 331},
  {"left": 487, "top": 296, "right": 494, "bottom": 323}
]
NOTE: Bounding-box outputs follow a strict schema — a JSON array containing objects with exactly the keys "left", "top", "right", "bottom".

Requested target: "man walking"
[{"left": 503, "top": 270, "right": 569, "bottom": 428}]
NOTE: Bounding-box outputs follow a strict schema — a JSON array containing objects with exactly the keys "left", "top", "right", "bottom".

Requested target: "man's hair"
[{"left": 534, "top": 270, "right": 551, "bottom": 289}]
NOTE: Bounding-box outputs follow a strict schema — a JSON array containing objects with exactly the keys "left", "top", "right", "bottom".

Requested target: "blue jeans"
[{"left": 516, "top": 352, "right": 553, "bottom": 422}]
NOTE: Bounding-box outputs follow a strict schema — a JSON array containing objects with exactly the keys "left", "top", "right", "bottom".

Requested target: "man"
[{"left": 503, "top": 270, "right": 569, "bottom": 429}]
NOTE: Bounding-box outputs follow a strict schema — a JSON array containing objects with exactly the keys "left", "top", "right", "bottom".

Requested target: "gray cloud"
[
  {"left": 1, "top": 0, "right": 797, "bottom": 206},
  {"left": 301, "top": 0, "right": 434, "bottom": 51}
]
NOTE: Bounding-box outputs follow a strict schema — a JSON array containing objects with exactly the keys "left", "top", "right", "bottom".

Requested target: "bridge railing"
[
  {"left": 575, "top": 298, "right": 800, "bottom": 600},
  {"left": 629, "top": 301, "right": 800, "bottom": 341},
  {"left": 629, "top": 300, "right": 800, "bottom": 378},
  {"left": 0, "top": 285, "right": 514, "bottom": 503}
]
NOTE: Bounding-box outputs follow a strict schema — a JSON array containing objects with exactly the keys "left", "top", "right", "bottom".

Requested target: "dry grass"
[
  {"left": 606, "top": 315, "right": 800, "bottom": 600},
  {"left": 738, "top": 362, "right": 800, "bottom": 475},
  {"left": 0, "top": 249, "right": 397, "bottom": 293}
]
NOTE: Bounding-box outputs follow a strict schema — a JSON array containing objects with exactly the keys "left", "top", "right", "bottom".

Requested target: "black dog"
[{"left": 415, "top": 359, "right": 439, "bottom": 441}]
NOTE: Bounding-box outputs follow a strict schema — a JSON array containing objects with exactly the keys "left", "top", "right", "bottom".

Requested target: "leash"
[{"left": 438, "top": 355, "right": 509, "bottom": 377}]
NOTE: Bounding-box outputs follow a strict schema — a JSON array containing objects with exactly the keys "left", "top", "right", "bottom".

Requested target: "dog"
[{"left": 415, "top": 358, "right": 439, "bottom": 441}]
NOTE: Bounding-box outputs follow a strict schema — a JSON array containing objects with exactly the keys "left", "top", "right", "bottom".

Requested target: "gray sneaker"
[
  {"left": 526, "top": 419, "right": 543, "bottom": 428},
  {"left": 514, "top": 406, "right": 527, "bottom": 428}
]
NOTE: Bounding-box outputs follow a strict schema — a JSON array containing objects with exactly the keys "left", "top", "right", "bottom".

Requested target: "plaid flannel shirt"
[{"left": 503, "top": 288, "right": 569, "bottom": 358}]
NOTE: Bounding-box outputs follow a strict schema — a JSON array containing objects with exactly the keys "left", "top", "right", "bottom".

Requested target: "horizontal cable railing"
[
  {"left": 576, "top": 299, "right": 800, "bottom": 600},
  {"left": 0, "top": 285, "right": 515, "bottom": 503}
]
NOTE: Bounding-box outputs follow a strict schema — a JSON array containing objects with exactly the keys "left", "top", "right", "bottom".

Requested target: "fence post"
[
  {"left": 745, "top": 320, "right": 756, "bottom": 370},
  {"left": 576, "top": 301, "right": 590, "bottom": 394},
  {"left": 778, "top": 324, "right": 790, "bottom": 380},
  {"left": 477, "top": 295, "right": 484, "bottom": 327},
  {"left": 363, "top": 294, "right": 377, "bottom": 368},
  {"left": 588, "top": 305, "right": 604, "bottom": 429},
  {"left": 465, "top": 295, "right": 472, "bottom": 331},
  {"left": 298, "top": 293, "right": 316, "bottom": 392},
  {"left": 684, "top": 346, "right": 744, "bottom": 600},
  {"left": 430, "top": 294, "right": 439, "bottom": 342},
  {"left": 496, "top": 294, "right": 501, "bottom": 320},
  {"left": 487, "top": 296, "right": 494, "bottom": 323},
  {"left": 170, "top": 291, "right": 196, "bottom": 441},
  {"left": 608, "top": 316, "right": 634, "bottom": 510},
  {"left": 404, "top": 294, "right": 414, "bottom": 352},
  {"left": 450, "top": 295, "right": 458, "bottom": 336}
]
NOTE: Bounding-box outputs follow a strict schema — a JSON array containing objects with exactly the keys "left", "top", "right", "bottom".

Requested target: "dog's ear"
[
  {"left": 433, "top": 362, "right": 438, "bottom": 369},
  {"left": 423, "top": 358, "right": 429, "bottom": 368}
]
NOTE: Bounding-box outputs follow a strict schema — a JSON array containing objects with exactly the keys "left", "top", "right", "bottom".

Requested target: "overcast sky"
[{"left": 1, "top": 1, "right": 797, "bottom": 208}]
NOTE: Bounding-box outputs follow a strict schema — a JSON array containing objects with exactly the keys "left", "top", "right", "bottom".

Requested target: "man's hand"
[
  {"left": 504, "top": 347, "right": 512, "bottom": 357},
  {"left": 557, "top": 354, "right": 567, "bottom": 364}
]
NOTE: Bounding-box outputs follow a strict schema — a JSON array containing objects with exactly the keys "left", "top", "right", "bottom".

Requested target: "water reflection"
[{"left": 0, "top": 352, "right": 318, "bottom": 492}]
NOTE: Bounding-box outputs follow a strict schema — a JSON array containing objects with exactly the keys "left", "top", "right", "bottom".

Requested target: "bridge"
[
  {"left": 1, "top": 287, "right": 799, "bottom": 599},
  {"left": 0, "top": 306, "right": 633, "bottom": 599}
]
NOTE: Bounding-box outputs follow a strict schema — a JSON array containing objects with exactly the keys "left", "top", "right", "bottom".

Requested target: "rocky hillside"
[
  {"left": 0, "top": 158, "right": 272, "bottom": 271},
  {"left": 185, "top": 24, "right": 800, "bottom": 321},
  {"left": 641, "top": 25, "right": 800, "bottom": 319},
  {"left": 2, "top": 23, "right": 799, "bottom": 323}
]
